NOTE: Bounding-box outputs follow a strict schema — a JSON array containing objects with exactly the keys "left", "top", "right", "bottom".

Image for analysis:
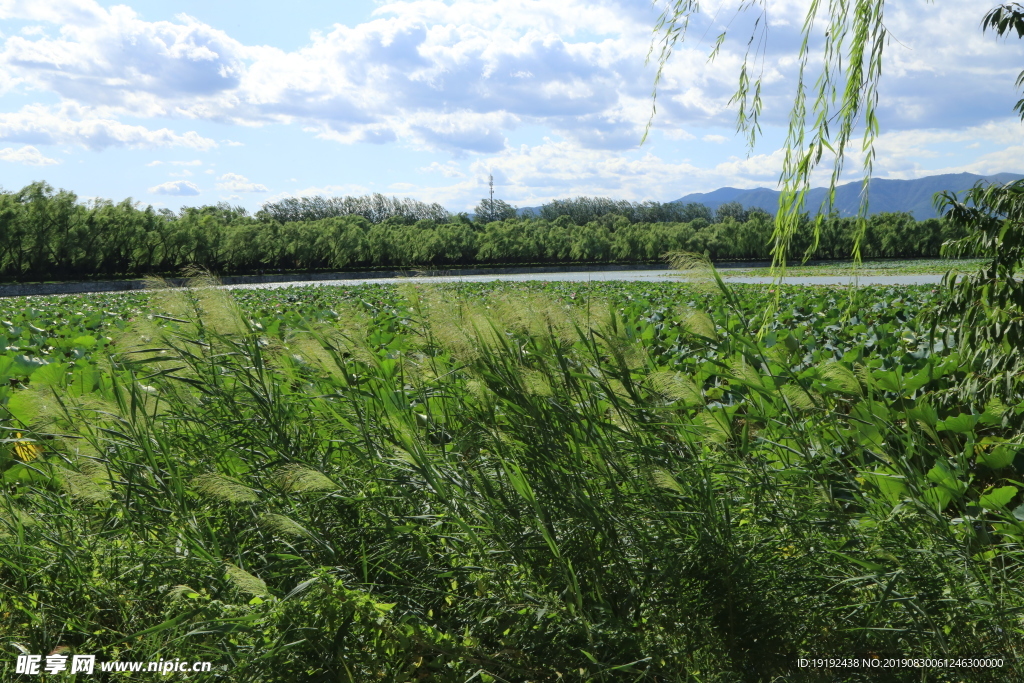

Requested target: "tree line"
[{"left": 0, "top": 182, "right": 968, "bottom": 281}]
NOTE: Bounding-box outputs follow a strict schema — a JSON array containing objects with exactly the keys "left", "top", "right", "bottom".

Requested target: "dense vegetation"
[
  {"left": 0, "top": 177, "right": 1020, "bottom": 680},
  {"left": 1, "top": 266, "right": 1023, "bottom": 680},
  {"left": 0, "top": 182, "right": 968, "bottom": 282}
]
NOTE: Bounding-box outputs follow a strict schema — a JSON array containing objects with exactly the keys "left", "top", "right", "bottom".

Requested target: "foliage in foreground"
[{"left": 1, "top": 277, "right": 1023, "bottom": 681}]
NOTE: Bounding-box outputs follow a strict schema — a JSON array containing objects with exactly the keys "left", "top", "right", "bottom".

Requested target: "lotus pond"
[{"left": 1, "top": 278, "right": 1022, "bottom": 681}]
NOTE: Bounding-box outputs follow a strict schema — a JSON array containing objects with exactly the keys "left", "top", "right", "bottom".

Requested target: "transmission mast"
[{"left": 488, "top": 174, "right": 495, "bottom": 222}]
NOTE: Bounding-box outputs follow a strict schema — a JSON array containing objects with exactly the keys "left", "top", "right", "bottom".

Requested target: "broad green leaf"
[
  {"left": 923, "top": 486, "right": 953, "bottom": 512},
  {"left": 11, "top": 354, "right": 45, "bottom": 376},
  {"left": 937, "top": 414, "right": 978, "bottom": 434},
  {"left": 979, "top": 486, "right": 1018, "bottom": 510},
  {"left": 977, "top": 444, "right": 1018, "bottom": 470},
  {"left": 873, "top": 370, "right": 902, "bottom": 393},
  {"left": 30, "top": 363, "right": 66, "bottom": 388},
  {"left": 71, "top": 335, "right": 97, "bottom": 349},
  {"left": 5, "top": 391, "right": 39, "bottom": 424},
  {"left": 909, "top": 401, "right": 938, "bottom": 427},
  {"left": 866, "top": 467, "right": 907, "bottom": 505}
]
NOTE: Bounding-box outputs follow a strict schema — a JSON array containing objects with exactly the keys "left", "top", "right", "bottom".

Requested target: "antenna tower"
[{"left": 488, "top": 174, "right": 495, "bottom": 221}]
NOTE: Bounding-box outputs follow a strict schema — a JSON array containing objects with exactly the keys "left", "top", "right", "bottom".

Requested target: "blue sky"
[{"left": 0, "top": 0, "right": 1022, "bottom": 213}]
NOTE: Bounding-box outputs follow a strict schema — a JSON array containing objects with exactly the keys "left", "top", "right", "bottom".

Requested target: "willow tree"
[
  {"left": 650, "top": 1, "right": 1024, "bottom": 408},
  {"left": 647, "top": 1, "right": 1024, "bottom": 270}
]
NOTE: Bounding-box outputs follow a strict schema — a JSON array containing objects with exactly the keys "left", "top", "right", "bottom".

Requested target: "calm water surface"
[{"left": 227, "top": 269, "right": 946, "bottom": 290}]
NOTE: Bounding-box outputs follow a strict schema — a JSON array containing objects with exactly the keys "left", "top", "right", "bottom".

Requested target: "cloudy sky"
[{"left": 0, "top": 0, "right": 1021, "bottom": 213}]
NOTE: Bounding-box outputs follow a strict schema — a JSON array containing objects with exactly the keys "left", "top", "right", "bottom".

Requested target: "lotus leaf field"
[{"left": 1, "top": 277, "right": 1022, "bottom": 681}]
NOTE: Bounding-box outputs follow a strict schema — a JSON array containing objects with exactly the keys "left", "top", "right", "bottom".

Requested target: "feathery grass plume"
[
  {"left": 651, "top": 468, "right": 684, "bottom": 494},
  {"left": 647, "top": 371, "right": 703, "bottom": 406},
  {"left": 728, "top": 358, "right": 764, "bottom": 389},
  {"left": 420, "top": 292, "right": 506, "bottom": 361},
  {"left": 605, "top": 378, "right": 631, "bottom": 400},
  {"left": 192, "top": 473, "right": 258, "bottom": 503},
  {"left": 696, "top": 409, "right": 731, "bottom": 444},
  {"left": 521, "top": 369, "right": 553, "bottom": 397},
  {"left": 331, "top": 299, "right": 373, "bottom": 338},
  {"left": 568, "top": 294, "right": 615, "bottom": 336},
  {"left": 417, "top": 290, "right": 474, "bottom": 358},
  {"left": 224, "top": 563, "right": 269, "bottom": 597},
  {"left": 821, "top": 361, "right": 863, "bottom": 396},
  {"left": 678, "top": 307, "right": 718, "bottom": 342},
  {"left": 144, "top": 275, "right": 195, "bottom": 325},
  {"left": 765, "top": 342, "right": 794, "bottom": 367},
  {"left": 275, "top": 464, "right": 337, "bottom": 493},
  {"left": 782, "top": 384, "right": 817, "bottom": 412},
  {"left": 464, "top": 378, "right": 494, "bottom": 405},
  {"left": 107, "top": 315, "right": 171, "bottom": 368},
  {"left": 592, "top": 306, "right": 645, "bottom": 367},
  {"left": 184, "top": 270, "right": 247, "bottom": 337},
  {"left": 259, "top": 513, "right": 312, "bottom": 539},
  {"left": 623, "top": 343, "right": 650, "bottom": 371},
  {"left": 313, "top": 326, "right": 377, "bottom": 368},
  {"left": 665, "top": 250, "right": 719, "bottom": 294},
  {"left": 854, "top": 363, "right": 874, "bottom": 391},
  {"left": 56, "top": 466, "right": 111, "bottom": 503},
  {"left": 284, "top": 333, "right": 342, "bottom": 377},
  {"left": 488, "top": 290, "right": 579, "bottom": 345},
  {"left": 467, "top": 310, "right": 507, "bottom": 354},
  {"left": 166, "top": 585, "right": 201, "bottom": 603}
]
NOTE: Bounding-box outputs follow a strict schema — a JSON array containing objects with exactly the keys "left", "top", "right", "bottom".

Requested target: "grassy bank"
[{"left": 721, "top": 258, "right": 987, "bottom": 278}]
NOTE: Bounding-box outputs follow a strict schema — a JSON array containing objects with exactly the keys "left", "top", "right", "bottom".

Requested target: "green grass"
[
  {"left": 1, "top": 277, "right": 1022, "bottom": 681},
  {"left": 716, "top": 258, "right": 987, "bottom": 278}
]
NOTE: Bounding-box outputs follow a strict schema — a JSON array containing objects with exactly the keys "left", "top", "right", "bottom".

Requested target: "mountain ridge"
[{"left": 668, "top": 172, "right": 1024, "bottom": 220}]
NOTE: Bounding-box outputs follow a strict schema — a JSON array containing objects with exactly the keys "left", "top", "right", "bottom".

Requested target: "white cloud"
[
  {"left": 0, "top": 0, "right": 1019, "bottom": 194},
  {"left": 421, "top": 160, "right": 465, "bottom": 177},
  {"left": 264, "top": 183, "right": 373, "bottom": 204},
  {"left": 216, "top": 172, "right": 268, "bottom": 192},
  {"left": 0, "top": 144, "right": 60, "bottom": 165},
  {"left": 371, "top": 138, "right": 800, "bottom": 210},
  {"left": 663, "top": 129, "right": 696, "bottom": 141},
  {"left": 0, "top": 0, "right": 661, "bottom": 153},
  {"left": 149, "top": 179, "right": 200, "bottom": 195},
  {"left": 3, "top": 0, "right": 1018, "bottom": 158},
  {"left": 0, "top": 104, "right": 217, "bottom": 150}
]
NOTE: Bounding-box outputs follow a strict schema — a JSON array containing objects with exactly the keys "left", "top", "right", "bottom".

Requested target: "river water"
[{"left": 226, "top": 269, "right": 946, "bottom": 290}]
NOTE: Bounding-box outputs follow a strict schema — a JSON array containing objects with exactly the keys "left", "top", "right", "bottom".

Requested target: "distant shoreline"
[{"left": 0, "top": 258, "right": 980, "bottom": 298}]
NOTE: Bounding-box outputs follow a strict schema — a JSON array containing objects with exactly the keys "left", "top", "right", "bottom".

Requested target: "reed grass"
[{"left": 1, "top": 275, "right": 1021, "bottom": 681}]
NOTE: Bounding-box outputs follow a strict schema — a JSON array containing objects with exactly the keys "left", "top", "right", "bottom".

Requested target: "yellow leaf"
[{"left": 13, "top": 433, "right": 43, "bottom": 462}]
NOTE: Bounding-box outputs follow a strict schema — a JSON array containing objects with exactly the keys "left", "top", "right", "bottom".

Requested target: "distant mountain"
[{"left": 670, "top": 172, "right": 1024, "bottom": 220}]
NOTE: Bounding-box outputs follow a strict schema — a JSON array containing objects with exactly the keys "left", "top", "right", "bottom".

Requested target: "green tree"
[
  {"left": 472, "top": 197, "right": 518, "bottom": 223},
  {"left": 931, "top": 178, "right": 1024, "bottom": 410},
  {"left": 649, "top": 1, "right": 1023, "bottom": 267},
  {"left": 983, "top": 2, "right": 1024, "bottom": 119}
]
